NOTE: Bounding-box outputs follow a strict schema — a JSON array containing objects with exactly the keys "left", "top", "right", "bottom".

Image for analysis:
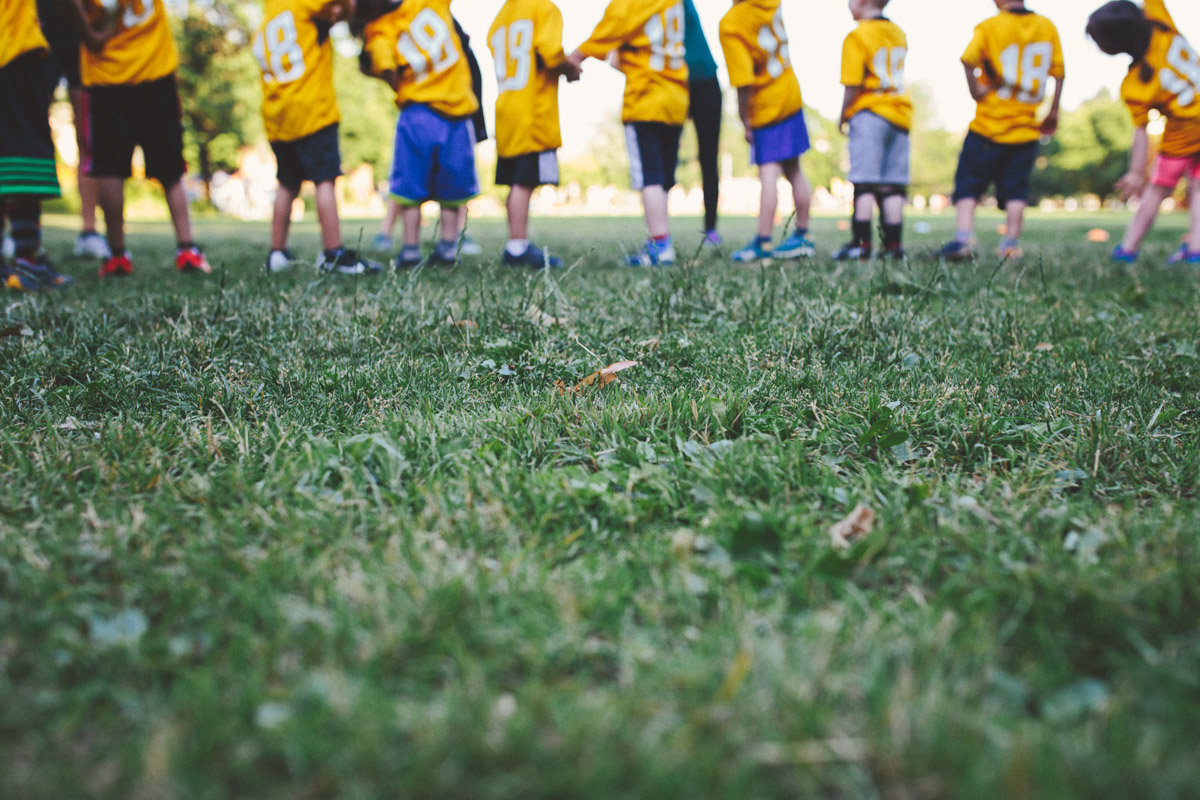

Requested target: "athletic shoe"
[
  {"left": 176, "top": 244, "right": 212, "bottom": 274},
  {"left": 316, "top": 248, "right": 382, "bottom": 275},
  {"left": 6, "top": 255, "right": 74, "bottom": 291},
  {"left": 458, "top": 234, "right": 484, "bottom": 256},
  {"left": 1111, "top": 245, "right": 1139, "bottom": 264},
  {"left": 773, "top": 232, "right": 817, "bottom": 259},
  {"left": 1167, "top": 244, "right": 1200, "bottom": 265},
  {"left": 99, "top": 251, "right": 133, "bottom": 278},
  {"left": 885, "top": 245, "right": 907, "bottom": 261},
  {"left": 73, "top": 231, "right": 111, "bottom": 259},
  {"left": 0, "top": 236, "right": 13, "bottom": 260},
  {"left": 702, "top": 230, "right": 723, "bottom": 248},
  {"left": 394, "top": 249, "right": 423, "bottom": 270},
  {"left": 731, "top": 239, "right": 773, "bottom": 263},
  {"left": 832, "top": 242, "right": 871, "bottom": 261},
  {"left": 939, "top": 240, "right": 977, "bottom": 261},
  {"left": 264, "top": 248, "right": 297, "bottom": 274},
  {"left": 432, "top": 241, "right": 461, "bottom": 265},
  {"left": 998, "top": 244, "right": 1024, "bottom": 260},
  {"left": 372, "top": 233, "right": 394, "bottom": 251},
  {"left": 503, "top": 243, "right": 563, "bottom": 269},
  {"left": 625, "top": 239, "right": 676, "bottom": 267}
]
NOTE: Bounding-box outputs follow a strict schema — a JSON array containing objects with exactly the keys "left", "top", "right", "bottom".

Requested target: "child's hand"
[
  {"left": 83, "top": 22, "right": 115, "bottom": 52},
  {"left": 560, "top": 60, "right": 582, "bottom": 82},
  {"left": 1039, "top": 112, "right": 1059, "bottom": 137},
  {"left": 839, "top": 118, "right": 849, "bottom": 136},
  {"left": 1115, "top": 171, "right": 1146, "bottom": 202}
]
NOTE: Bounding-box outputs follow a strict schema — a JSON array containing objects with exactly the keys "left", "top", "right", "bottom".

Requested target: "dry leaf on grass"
[
  {"left": 829, "top": 504, "right": 876, "bottom": 551},
  {"left": 555, "top": 360, "right": 638, "bottom": 396},
  {"left": 526, "top": 304, "right": 571, "bottom": 327},
  {"left": 444, "top": 316, "right": 478, "bottom": 330},
  {"left": 1035, "top": 342, "right": 1054, "bottom": 352},
  {"left": 635, "top": 336, "right": 661, "bottom": 350}
]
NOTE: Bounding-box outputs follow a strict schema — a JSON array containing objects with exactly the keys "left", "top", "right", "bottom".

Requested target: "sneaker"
[
  {"left": 176, "top": 244, "right": 212, "bottom": 274},
  {"left": 1111, "top": 245, "right": 1139, "bottom": 264},
  {"left": 773, "top": 232, "right": 817, "bottom": 259},
  {"left": 372, "top": 233, "right": 394, "bottom": 251},
  {"left": 99, "top": 251, "right": 133, "bottom": 278},
  {"left": 73, "top": 231, "right": 111, "bottom": 259},
  {"left": 458, "top": 234, "right": 483, "bottom": 256},
  {"left": 264, "top": 248, "right": 297, "bottom": 274},
  {"left": 832, "top": 241, "right": 871, "bottom": 261},
  {"left": 0, "top": 236, "right": 13, "bottom": 260},
  {"left": 998, "top": 244, "right": 1024, "bottom": 260},
  {"left": 939, "top": 240, "right": 977, "bottom": 262},
  {"left": 432, "top": 241, "right": 460, "bottom": 265},
  {"left": 7, "top": 255, "right": 74, "bottom": 291},
  {"left": 702, "top": 230, "right": 723, "bottom": 248},
  {"left": 625, "top": 238, "right": 676, "bottom": 267},
  {"left": 317, "top": 248, "right": 383, "bottom": 275},
  {"left": 1167, "top": 243, "right": 1200, "bottom": 265},
  {"left": 731, "top": 238, "right": 773, "bottom": 263},
  {"left": 503, "top": 243, "right": 563, "bottom": 269},
  {"left": 394, "top": 249, "right": 423, "bottom": 270}
]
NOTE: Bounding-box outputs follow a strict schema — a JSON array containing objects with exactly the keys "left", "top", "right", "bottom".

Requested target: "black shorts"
[
  {"left": 0, "top": 50, "right": 60, "bottom": 199},
  {"left": 495, "top": 150, "right": 559, "bottom": 188},
  {"left": 271, "top": 123, "right": 342, "bottom": 192},
  {"left": 38, "top": 0, "right": 82, "bottom": 92},
  {"left": 624, "top": 121, "right": 682, "bottom": 191},
  {"left": 952, "top": 130, "right": 1039, "bottom": 207},
  {"left": 84, "top": 73, "right": 187, "bottom": 186}
]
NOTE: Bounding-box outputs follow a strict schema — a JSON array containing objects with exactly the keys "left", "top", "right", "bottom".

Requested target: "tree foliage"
[{"left": 1032, "top": 90, "right": 1133, "bottom": 200}]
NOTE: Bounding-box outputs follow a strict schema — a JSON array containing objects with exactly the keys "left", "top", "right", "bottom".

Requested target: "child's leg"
[
  {"left": 853, "top": 186, "right": 876, "bottom": 246},
  {"left": 953, "top": 198, "right": 977, "bottom": 242},
  {"left": 401, "top": 204, "right": 422, "bottom": 248},
  {"left": 642, "top": 185, "right": 670, "bottom": 239},
  {"left": 380, "top": 197, "right": 401, "bottom": 238},
  {"left": 163, "top": 179, "right": 194, "bottom": 245},
  {"left": 881, "top": 188, "right": 905, "bottom": 251},
  {"left": 1122, "top": 184, "right": 1173, "bottom": 253},
  {"left": 6, "top": 197, "right": 44, "bottom": 258},
  {"left": 441, "top": 205, "right": 460, "bottom": 246},
  {"left": 96, "top": 177, "right": 126, "bottom": 252},
  {"left": 314, "top": 180, "right": 341, "bottom": 251},
  {"left": 507, "top": 185, "right": 533, "bottom": 242},
  {"left": 456, "top": 205, "right": 468, "bottom": 237},
  {"left": 1004, "top": 200, "right": 1027, "bottom": 242},
  {"left": 757, "top": 162, "right": 782, "bottom": 238},
  {"left": 1188, "top": 177, "right": 1200, "bottom": 253},
  {"left": 781, "top": 157, "right": 812, "bottom": 232},
  {"left": 271, "top": 184, "right": 297, "bottom": 251},
  {"left": 69, "top": 86, "right": 100, "bottom": 234}
]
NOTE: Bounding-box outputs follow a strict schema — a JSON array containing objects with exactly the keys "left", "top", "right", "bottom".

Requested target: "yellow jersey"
[
  {"left": 577, "top": 0, "right": 689, "bottom": 126},
  {"left": 1, "top": 0, "right": 49, "bottom": 69},
  {"left": 1121, "top": 0, "right": 1200, "bottom": 157},
  {"left": 488, "top": 0, "right": 565, "bottom": 158},
  {"left": 961, "top": 8, "right": 1064, "bottom": 145},
  {"left": 255, "top": 0, "right": 340, "bottom": 143},
  {"left": 365, "top": 0, "right": 479, "bottom": 119},
  {"left": 80, "top": 0, "right": 179, "bottom": 87},
  {"left": 840, "top": 18, "right": 912, "bottom": 132},
  {"left": 719, "top": 0, "right": 803, "bottom": 130}
]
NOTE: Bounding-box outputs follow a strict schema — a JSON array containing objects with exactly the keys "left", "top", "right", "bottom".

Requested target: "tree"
[
  {"left": 1032, "top": 90, "right": 1132, "bottom": 200},
  {"left": 908, "top": 82, "right": 960, "bottom": 198}
]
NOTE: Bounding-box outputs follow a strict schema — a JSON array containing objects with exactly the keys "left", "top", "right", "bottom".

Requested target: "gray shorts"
[{"left": 847, "top": 111, "right": 910, "bottom": 186}]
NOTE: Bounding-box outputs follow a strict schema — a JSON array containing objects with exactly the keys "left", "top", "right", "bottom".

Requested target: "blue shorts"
[
  {"left": 752, "top": 110, "right": 810, "bottom": 166},
  {"left": 271, "top": 123, "right": 341, "bottom": 192},
  {"left": 389, "top": 103, "right": 479, "bottom": 206},
  {"left": 952, "top": 130, "right": 1039, "bottom": 207},
  {"left": 624, "top": 122, "right": 682, "bottom": 190}
]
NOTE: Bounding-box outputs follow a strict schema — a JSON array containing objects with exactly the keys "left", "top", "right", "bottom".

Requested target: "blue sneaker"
[
  {"left": 939, "top": 240, "right": 977, "bottom": 262},
  {"left": 731, "top": 238, "right": 773, "bottom": 263},
  {"left": 773, "top": 232, "right": 817, "bottom": 259},
  {"left": 6, "top": 255, "right": 74, "bottom": 291},
  {"left": 373, "top": 233, "right": 394, "bottom": 251},
  {"left": 1167, "top": 244, "right": 1200, "bottom": 265},
  {"left": 1111, "top": 245, "right": 1139, "bottom": 264},
  {"left": 503, "top": 243, "right": 563, "bottom": 269},
  {"left": 625, "top": 238, "right": 675, "bottom": 267}
]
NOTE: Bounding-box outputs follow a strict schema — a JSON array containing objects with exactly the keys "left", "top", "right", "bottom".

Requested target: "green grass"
[{"left": 2, "top": 211, "right": 1199, "bottom": 799}]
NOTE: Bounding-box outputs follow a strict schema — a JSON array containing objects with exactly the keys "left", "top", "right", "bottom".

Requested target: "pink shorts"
[{"left": 1151, "top": 153, "right": 1200, "bottom": 188}]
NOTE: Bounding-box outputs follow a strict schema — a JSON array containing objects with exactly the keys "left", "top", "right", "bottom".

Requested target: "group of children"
[{"left": 2, "top": 0, "right": 1200, "bottom": 294}]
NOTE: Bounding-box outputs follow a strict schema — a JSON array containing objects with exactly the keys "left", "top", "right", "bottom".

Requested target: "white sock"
[{"left": 506, "top": 239, "right": 529, "bottom": 256}]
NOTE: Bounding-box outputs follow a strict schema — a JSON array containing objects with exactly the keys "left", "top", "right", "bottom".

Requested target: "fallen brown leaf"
[
  {"left": 556, "top": 360, "right": 638, "bottom": 396},
  {"left": 830, "top": 504, "right": 876, "bottom": 551},
  {"left": 526, "top": 304, "right": 570, "bottom": 327},
  {"left": 444, "top": 316, "right": 478, "bottom": 330},
  {"left": 1035, "top": 342, "right": 1054, "bottom": 352}
]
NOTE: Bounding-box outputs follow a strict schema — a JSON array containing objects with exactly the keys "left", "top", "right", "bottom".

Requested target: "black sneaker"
[
  {"left": 394, "top": 249, "right": 423, "bottom": 270},
  {"left": 317, "top": 248, "right": 382, "bottom": 275},
  {"left": 832, "top": 241, "right": 871, "bottom": 261},
  {"left": 503, "top": 243, "right": 563, "bottom": 269}
]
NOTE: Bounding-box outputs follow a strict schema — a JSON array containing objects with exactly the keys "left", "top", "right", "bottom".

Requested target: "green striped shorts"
[{"left": 0, "top": 156, "right": 60, "bottom": 199}]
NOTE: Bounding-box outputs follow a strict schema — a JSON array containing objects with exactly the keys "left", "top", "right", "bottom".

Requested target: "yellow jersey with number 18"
[
  {"left": 489, "top": 0, "right": 566, "bottom": 158},
  {"left": 255, "top": 0, "right": 339, "bottom": 143},
  {"left": 80, "top": 0, "right": 179, "bottom": 87},
  {"left": 1121, "top": 0, "right": 1200, "bottom": 157},
  {"left": 840, "top": 18, "right": 912, "bottom": 132},
  {"left": 577, "top": 0, "right": 689, "bottom": 126},
  {"left": 1, "top": 0, "right": 50, "bottom": 69},
  {"left": 719, "top": 0, "right": 803, "bottom": 130},
  {"left": 960, "top": 8, "right": 1064, "bottom": 145},
  {"left": 365, "top": 0, "right": 479, "bottom": 119}
]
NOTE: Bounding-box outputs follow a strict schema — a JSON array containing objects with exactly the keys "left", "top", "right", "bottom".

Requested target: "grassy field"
[{"left": 2, "top": 211, "right": 1199, "bottom": 799}]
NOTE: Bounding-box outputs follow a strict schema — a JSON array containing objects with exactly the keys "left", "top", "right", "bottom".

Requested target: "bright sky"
[{"left": 449, "top": 0, "right": 1200, "bottom": 157}]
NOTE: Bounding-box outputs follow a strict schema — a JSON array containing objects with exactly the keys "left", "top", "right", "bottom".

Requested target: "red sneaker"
[
  {"left": 99, "top": 251, "right": 133, "bottom": 278},
  {"left": 176, "top": 244, "right": 212, "bottom": 274}
]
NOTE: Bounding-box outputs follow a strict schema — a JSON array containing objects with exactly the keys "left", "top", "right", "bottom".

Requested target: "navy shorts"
[
  {"left": 952, "top": 130, "right": 1039, "bottom": 207},
  {"left": 495, "top": 150, "right": 559, "bottom": 188},
  {"left": 752, "top": 109, "right": 810, "bottom": 166},
  {"left": 38, "top": 0, "right": 82, "bottom": 93},
  {"left": 625, "top": 122, "right": 682, "bottom": 190},
  {"left": 0, "top": 51, "right": 60, "bottom": 199},
  {"left": 271, "top": 123, "right": 341, "bottom": 192},
  {"left": 84, "top": 74, "right": 187, "bottom": 186},
  {"left": 389, "top": 103, "right": 479, "bottom": 206}
]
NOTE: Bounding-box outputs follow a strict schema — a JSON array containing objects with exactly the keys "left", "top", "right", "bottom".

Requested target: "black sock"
[
  {"left": 852, "top": 219, "right": 872, "bottom": 248},
  {"left": 883, "top": 223, "right": 903, "bottom": 249},
  {"left": 9, "top": 200, "right": 42, "bottom": 258}
]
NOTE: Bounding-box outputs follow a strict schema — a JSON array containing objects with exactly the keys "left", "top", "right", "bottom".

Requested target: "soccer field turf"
[{"left": 3, "top": 213, "right": 1199, "bottom": 798}]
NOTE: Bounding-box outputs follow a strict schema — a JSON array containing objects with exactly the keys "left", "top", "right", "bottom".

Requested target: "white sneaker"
[
  {"left": 265, "top": 248, "right": 297, "bottom": 274},
  {"left": 458, "top": 234, "right": 483, "bottom": 256},
  {"left": 1, "top": 236, "right": 13, "bottom": 259},
  {"left": 73, "top": 231, "right": 112, "bottom": 259}
]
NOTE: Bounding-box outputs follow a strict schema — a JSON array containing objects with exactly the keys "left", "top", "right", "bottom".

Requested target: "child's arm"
[
  {"left": 1040, "top": 75, "right": 1065, "bottom": 135},
  {"left": 737, "top": 86, "right": 754, "bottom": 144},
  {"left": 963, "top": 63, "right": 990, "bottom": 102},
  {"left": 1116, "top": 126, "right": 1150, "bottom": 201},
  {"left": 58, "top": 0, "right": 114, "bottom": 52},
  {"left": 839, "top": 86, "right": 861, "bottom": 135}
]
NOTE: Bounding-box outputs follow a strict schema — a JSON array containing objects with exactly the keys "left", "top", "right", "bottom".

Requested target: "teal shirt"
[{"left": 682, "top": 0, "right": 718, "bottom": 83}]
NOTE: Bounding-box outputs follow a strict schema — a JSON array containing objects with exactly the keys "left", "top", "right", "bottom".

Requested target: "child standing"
[
  {"left": 567, "top": 0, "right": 689, "bottom": 268},
  {"left": 720, "top": 0, "right": 816, "bottom": 263},
  {"left": 365, "top": 0, "right": 481, "bottom": 269},
  {"left": 488, "top": 0, "right": 579, "bottom": 269},
  {"left": 0, "top": 0, "right": 74, "bottom": 290},
  {"left": 1089, "top": 0, "right": 1200, "bottom": 264},
  {"left": 940, "top": 0, "right": 1064, "bottom": 261},
  {"left": 256, "top": 0, "right": 380, "bottom": 275},
  {"left": 683, "top": 0, "right": 724, "bottom": 248},
  {"left": 70, "top": 0, "right": 212, "bottom": 278},
  {"left": 836, "top": 0, "right": 912, "bottom": 261}
]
